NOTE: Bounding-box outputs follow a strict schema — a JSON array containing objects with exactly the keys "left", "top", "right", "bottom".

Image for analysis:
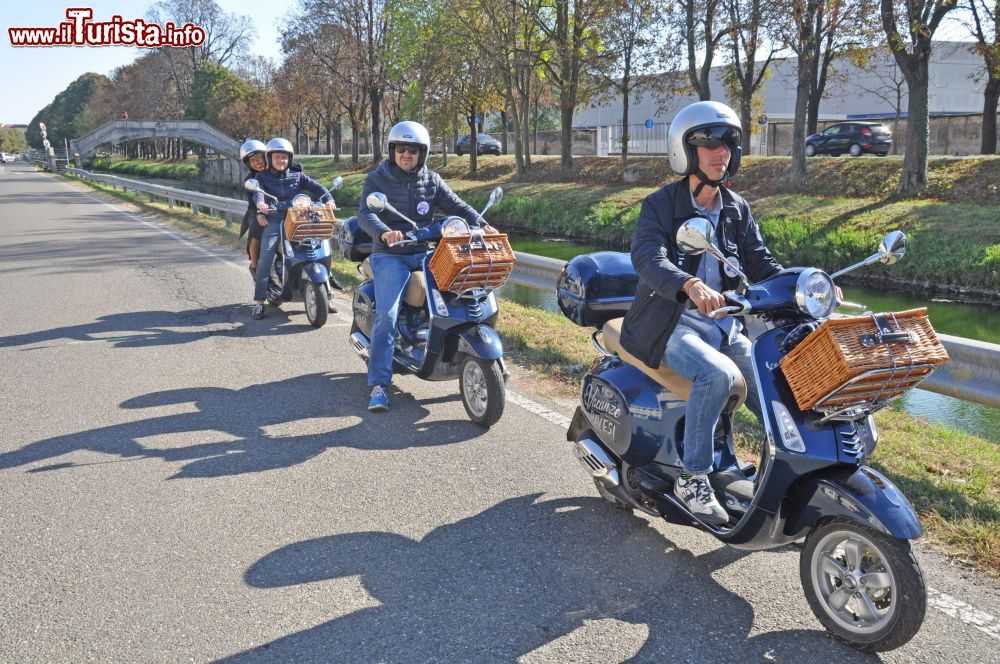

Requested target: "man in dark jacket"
[
  {"left": 357, "top": 120, "right": 496, "bottom": 412},
  {"left": 620, "top": 101, "right": 782, "bottom": 525}
]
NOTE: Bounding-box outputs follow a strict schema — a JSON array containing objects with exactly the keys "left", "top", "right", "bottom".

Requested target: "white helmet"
[
  {"left": 265, "top": 137, "right": 294, "bottom": 169},
  {"left": 387, "top": 120, "right": 431, "bottom": 169},
  {"left": 239, "top": 139, "right": 266, "bottom": 167},
  {"left": 667, "top": 101, "right": 743, "bottom": 181}
]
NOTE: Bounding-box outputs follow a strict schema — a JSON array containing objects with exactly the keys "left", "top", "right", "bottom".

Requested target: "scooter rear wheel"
[
  {"left": 459, "top": 358, "right": 505, "bottom": 428},
  {"left": 800, "top": 519, "right": 926, "bottom": 652},
  {"left": 304, "top": 282, "right": 328, "bottom": 328}
]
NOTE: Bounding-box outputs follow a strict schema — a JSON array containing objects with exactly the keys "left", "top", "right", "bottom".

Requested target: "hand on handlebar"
[
  {"left": 381, "top": 230, "right": 405, "bottom": 245},
  {"left": 256, "top": 202, "right": 269, "bottom": 213},
  {"left": 481, "top": 224, "right": 498, "bottom": 234},
  {"left": 687, "top": 280, "right": 728, "bottom": 318}
]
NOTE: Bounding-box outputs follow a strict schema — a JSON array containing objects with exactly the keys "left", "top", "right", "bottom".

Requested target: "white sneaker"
[{"left": 674, "top": 474, "right": 729, "bottom": 525}]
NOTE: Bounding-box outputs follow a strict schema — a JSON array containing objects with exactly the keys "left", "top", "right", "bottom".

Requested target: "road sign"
[
  {"left": 644, "top": 118, "right": 654, "bottom": 129},
  {"left": 758, "top": 115, "right": 768, "bottom": 126}
]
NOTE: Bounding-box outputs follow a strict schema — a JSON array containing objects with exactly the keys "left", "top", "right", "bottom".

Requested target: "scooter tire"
[
  {"left": 304, "top": 282, "right": 328, "bottom": 328},
  {"left": 800, "top": 518, "right": 926, "bottom": 652},
  {"left": 459, "top": 358, "right": 505, "bottom": 428}
]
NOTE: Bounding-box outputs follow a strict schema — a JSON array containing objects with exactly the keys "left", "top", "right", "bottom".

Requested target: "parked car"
[
  {"left": 455, "top": 133, "right": 502, "bottom": 156},
  {"left": 805, "top": 122, "right": 892, "bottom": 157},
  {"left": 0, "top": 152, "right": 16, "bottom": 163}
]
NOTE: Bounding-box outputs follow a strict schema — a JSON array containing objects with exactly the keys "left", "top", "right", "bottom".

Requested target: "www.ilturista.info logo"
[{"left": 8, "top": 8, "right": 206, "bottom": 48}]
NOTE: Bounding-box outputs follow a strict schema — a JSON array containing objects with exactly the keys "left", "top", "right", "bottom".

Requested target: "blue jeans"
[
  {"left": 253, "top": 224, "right": 281, "bottom": 302},
  {"left": 663, "top": 323, "right": 762, "bottom": 474},
  {"left": 368, "top": 251, "right": 425, "bottom": 388}
]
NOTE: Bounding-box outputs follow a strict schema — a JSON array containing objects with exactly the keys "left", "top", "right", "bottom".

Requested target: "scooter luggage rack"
[
  {"left": 810, "top": 362, "right": 936, "bottom": 423},
  {"left": 447, "top": 260, "right": 514, "bottom": 294}
]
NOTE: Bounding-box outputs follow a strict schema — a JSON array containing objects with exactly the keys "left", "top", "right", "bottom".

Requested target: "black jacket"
[
  {"left": 358, "top": 159, "right": 485, "bottom": 255},
  {"left": 619, "top": 178, "right": 782, "bottom": 369},
  {"left": 239, "top": 161, "right": 304, "bottom": 239}
]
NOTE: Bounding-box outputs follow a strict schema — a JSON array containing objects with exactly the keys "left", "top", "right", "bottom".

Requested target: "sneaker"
[
  {"left": 328, "top": 301, "right": 338, "bottom": 314},
  {"left": 674, "top": 474, "right": 729, "bottom": 525},
  {"left": 251, "top": 303, "right": 265, "bottom": 320},
  {"left": 367, "top": 385, "right": 389, "bottom": 412}
]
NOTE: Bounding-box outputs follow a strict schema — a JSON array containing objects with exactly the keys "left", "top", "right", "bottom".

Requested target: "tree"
[
  {"left": 782, "top": 0, "right": 822, "bottom": 183},
  {"left": 592, "top": 0, "right": 665, "bottom": 167},
  {"left": 722, "top": 0, "right": 781, "bottom": 153},
  {"left": 881, "top": 0, "right": 958, "bottom": 193},
  {"left": 855, "top": 47, "right": 908, "bottom": 154},
  {"left": 531, "top": 0, "right": 609, "bottom": 169},
  {"left": 963, "top": 0, "right": 1000, "bottom": 154},
  {"left": 26, "top": 73, "right": 107, "bottom": 149},
  {"left": 667, "top": 0, "right": 731, "bottom": 101},
  {"left": 185, "top": 62, "right": 252, "bottom": 130},
  {"left": 0, "top": 128, "right": 28, "bottom": 154},
  {"left": 148, "top": 0, "right": 255, "bottom": 108}
]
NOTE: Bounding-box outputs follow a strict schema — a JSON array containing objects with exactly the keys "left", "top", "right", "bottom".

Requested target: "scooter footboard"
[{"left": 783, "top": 466, "right": 923, "bottom": 540}]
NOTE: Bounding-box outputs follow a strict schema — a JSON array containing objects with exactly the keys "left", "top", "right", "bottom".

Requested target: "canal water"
[{"left": 103, "top": 172, "right": 998, "bottom": 440}]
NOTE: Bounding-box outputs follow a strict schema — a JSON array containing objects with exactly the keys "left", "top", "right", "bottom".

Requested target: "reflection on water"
[{"left": 504, "top": 236, "right": 999, "bottom": 442}]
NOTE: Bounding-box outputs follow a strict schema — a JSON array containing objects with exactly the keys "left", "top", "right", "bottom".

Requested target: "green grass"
[
  {"left": 91, "top": 156, "right": 201, "bottom": 180},
  {"left": 62, "top": 171, "right": 1000, "bottom": 575}
]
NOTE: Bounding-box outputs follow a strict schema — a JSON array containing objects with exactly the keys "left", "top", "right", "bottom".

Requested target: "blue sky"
[
  {"left": 1, "top": 2, "right": 980, "bottom": 126},
  {"left": 1, "top": 1, "right": 289, "bottom": 124}
]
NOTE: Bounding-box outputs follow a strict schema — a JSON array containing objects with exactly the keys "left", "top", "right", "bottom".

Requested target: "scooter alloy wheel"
[
  {"left": 800, "top": 519, "right": 926, "bottom": 652},
  {"left": 304, "top": 282, "right": 328, "bottom": 328},
  {"left": 459, "top": 358, "right": 505, "bottom": 427}
]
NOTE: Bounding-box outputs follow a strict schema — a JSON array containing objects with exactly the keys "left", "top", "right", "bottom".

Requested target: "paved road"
[{"left": 1, "top": 163, "right": 997, "bottom": 663}]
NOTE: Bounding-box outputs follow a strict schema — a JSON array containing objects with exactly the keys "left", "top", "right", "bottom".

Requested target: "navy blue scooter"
[
  {"left": 341, "top": 187, "right": 510, "bottom": 427},
  {"left": 557, "top": 219, "right": 930, "bottom": 652},
  {"left": 244, "top": 177, "right": 342, "bottom": 328}
]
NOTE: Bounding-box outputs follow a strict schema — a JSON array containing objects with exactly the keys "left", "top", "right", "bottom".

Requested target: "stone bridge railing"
[{"left": 71, "top": 120, "right": 241, "bottom": 161}]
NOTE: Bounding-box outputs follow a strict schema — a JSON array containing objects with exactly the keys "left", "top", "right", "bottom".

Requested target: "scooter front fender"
[
  {"left": 299, "top": 262, "right": 329, "bottom": 284},
  {"left": 784, "top": 466, "right": 923, "bottom": 540},
  {"left": 456, "top": 325, "right": 504, "bottom": 361}
]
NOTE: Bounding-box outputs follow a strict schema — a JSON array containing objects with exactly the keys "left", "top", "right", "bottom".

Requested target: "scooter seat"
[
  {"left": 358, "top": 258, "right": 426, "bottom": 308},
  {"left": 602, "top": 318, "right": 747, "bottom": 408}
]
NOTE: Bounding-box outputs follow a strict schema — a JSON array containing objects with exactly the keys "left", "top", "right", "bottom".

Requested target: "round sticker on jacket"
[
  {"left": 416, "top": 201, "right": 430, "bottom": 215},
  {"left": 723, "top": 256, "right": 741, "bottom": 278}
]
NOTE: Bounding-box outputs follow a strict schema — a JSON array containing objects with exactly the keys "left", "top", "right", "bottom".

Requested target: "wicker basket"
[
  {"left": 428, "top": 233, "right": 516, "bottom": 292},
  {"left": 284, "top": 207, "right": 337, "bottom": 241},
  {"left": 779, "top": 308, "right": 949, "bottom": 412}
]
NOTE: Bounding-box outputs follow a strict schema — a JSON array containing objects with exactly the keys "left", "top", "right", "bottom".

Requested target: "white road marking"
[{"left": 53, "top": 171, "right": 1000, "bottom": 642}]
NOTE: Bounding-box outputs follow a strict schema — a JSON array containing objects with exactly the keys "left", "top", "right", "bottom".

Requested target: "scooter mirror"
[
  {"left": 366, "top": 192, "right": 387, "bottom": 212},
  {"left": 676, "top": 217, "right": 715, "bottom": 255},
  {"left": 878, "top": 230, "right": 907, "bottom": 265},
  {"left": 489, "top": 186, "right": 503, "bottom": 206},
  {"left": 244, "top": 178, "right": 261, "bottom": 193},
  {"left": 330, "top": 176, "right": 344, "bottom": 191}
]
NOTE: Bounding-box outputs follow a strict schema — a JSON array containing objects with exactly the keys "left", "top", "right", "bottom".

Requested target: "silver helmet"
[
  {"left": 667, "top": 101, "right": 742, "bottom": 180},
  {"left": 239, "top": 139, "right": 266, "bottom": 167},
  {"left": 265, "top": 137, "right": 294, "bottom": 169},
  {"left": 387, "top": 120, "right": 431, "bottom": 169}
]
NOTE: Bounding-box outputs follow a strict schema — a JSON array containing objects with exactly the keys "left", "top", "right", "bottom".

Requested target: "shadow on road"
[
  {"left": 0, "top": 372, "right": 477, "bottom": 479},
  {"left": 219, "top": 495, "right": 880, "bottom": 663}
]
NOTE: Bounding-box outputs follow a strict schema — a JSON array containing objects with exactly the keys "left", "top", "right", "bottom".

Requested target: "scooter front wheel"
[
  {"left": 304, "top": 282, "right": 328, "bottom": 328},
  {"left": 800, "top": 519, "right": 926, "bottom": 652},
  {"left": 459, "top": 358, "right": 505, "bottom": 428}
]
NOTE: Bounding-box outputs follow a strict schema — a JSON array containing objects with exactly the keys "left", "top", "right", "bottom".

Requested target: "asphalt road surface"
[{"left": 1, "top": 162, "right": 997, "bottom": 663}]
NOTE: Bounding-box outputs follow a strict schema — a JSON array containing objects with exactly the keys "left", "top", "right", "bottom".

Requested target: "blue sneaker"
[{"left": 368, "top": 385, "right": 389, "bottom": 412}]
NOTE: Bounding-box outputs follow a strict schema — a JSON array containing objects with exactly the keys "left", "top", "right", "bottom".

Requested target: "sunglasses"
[
  {"left": 687, "top": 126, "right": 740, "bottom": 151},
  {"left": 395, "top": 145, "right": 421, "bottom": 155}
]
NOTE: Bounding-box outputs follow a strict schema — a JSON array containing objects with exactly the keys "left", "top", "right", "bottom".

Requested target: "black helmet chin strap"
[{"left": 692, "top": 168, "right": 727, "bottom": 198}]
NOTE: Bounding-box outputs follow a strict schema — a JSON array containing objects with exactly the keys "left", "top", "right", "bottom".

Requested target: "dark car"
[
  {"left": 455, "top": 133, "right": 502, "bottom": 156},
  {"left": 805, "top": 122, "right": 892, "bottom": 157}
]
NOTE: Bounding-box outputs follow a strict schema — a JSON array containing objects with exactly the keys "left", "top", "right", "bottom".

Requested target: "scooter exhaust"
[
  {"left": 574, "top": 437, "right": 621, "bottom": 488},
  {"left": 351, "top": 330, "right": 370, "bottom": 359}
]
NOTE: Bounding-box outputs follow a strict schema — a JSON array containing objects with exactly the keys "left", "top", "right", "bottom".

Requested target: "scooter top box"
[
  {"left": 557, "top": 252, "right": 638, "bottom": 327},
  {"left": 338, "top": 216, "right": 373, "bottom": 262}
]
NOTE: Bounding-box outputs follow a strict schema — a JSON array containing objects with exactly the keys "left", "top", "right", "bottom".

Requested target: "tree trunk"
[
  {"left": 620, "top": 79, "right": 631, "bottom": 168},
  {"left": 500, "top": 109, "right": 509, "bottom": 155},
  {"left": 351, "top": 120, "right": 360, "bottom": 165},
  {"left": 468, "top": 109, "right": 478, "bottom": 174},
  {"left": 981, "top": 77, "right": 999, "bottom": 155},
  {"left": 898, "top": 66, "right": 930, "bottom": 194},
  {"left": 788, "top": 52, "right": 813, "bottom": 183},
  {"left": 559, "top": 92, "right": 574, "bottom": 170},
  {"left": 334, "top": 119, "right": 342, "bottom": 163},
  {"left": 739, "top": 92, "right": 753, "bottom": 154},
  {"left": 370, "top": 87, "right": 383, "bottom": 165}
]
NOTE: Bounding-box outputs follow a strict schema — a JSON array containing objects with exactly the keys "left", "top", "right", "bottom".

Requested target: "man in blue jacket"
[
  {"left": 357, "top": 120, "right": 496, "bottom": 412},
  {"left": 620, "top": 101, "right": 782, "bottom": 525},
  {"left": 250, "top": 138, "right": 334, "bottom": 320}
]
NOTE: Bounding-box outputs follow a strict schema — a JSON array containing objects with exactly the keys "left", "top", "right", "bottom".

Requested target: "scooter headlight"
[
  {"left": 441, "top": 216, "right": 471, "bottom": 237},
  {"left": 794, "top": 268, "right": 836, "bottom": 319},
  {"left": 291, "top": 194, "right": 312, "bottom": 208}
]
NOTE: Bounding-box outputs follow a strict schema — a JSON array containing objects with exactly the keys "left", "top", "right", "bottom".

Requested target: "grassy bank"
[
  {"left": 299, "top": 154, "right": 1000, "bottom": 294},
  {"left": 90, "top": 155, "right": 201, "bottom": 180},
  {"left": 61, "top": 171, "right": 1000, "bottom": 575}
]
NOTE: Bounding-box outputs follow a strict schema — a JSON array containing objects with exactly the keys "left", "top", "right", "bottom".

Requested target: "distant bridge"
[{"left": 70, "top": 119, "right": 243, "bottom": 185}]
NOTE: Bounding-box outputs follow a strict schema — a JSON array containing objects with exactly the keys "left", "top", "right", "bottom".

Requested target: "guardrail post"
[
  {"left": 192, "top": 204, "right": 200, "bottom": 216},
  {"left": 167, "top": 197, "right": 174, "bottom": 209}
]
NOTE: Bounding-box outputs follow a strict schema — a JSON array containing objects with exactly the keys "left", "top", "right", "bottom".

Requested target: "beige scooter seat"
[
  {"left": 359, "top": 258, "right": 427, "bottom": 308},
  {"left": 602, "top": 318, "right": 747, "bottom": 408}
]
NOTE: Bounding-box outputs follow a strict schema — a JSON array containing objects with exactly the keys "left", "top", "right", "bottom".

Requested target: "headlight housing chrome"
[
  {"left": 794, "top": 268, "right": 836, "bottom": 319},
  {"left": 441, "top": 216, "right": 471, "bottom": 237},
  {"left": 291, "top": 194, "right": 312, "bottom": 208}
]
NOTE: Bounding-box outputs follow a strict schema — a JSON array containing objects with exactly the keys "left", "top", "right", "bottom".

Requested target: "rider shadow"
[
  {"left": 0, "top": 372, "right": 483, "bottom": 480},
  {"left": 0, "top": 305, "right": 318, "bottom": 350},
  {"left": 221, "top": 495, "right": 877, "bottom": 663}
]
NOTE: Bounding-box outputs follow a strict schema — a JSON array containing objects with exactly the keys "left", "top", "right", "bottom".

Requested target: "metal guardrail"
[
  {"left": 61, "top": 167, "right": 1000, "bottom": 409},
  {"left": 65, "top": 168, "right": 245, "bottom": 223}
]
